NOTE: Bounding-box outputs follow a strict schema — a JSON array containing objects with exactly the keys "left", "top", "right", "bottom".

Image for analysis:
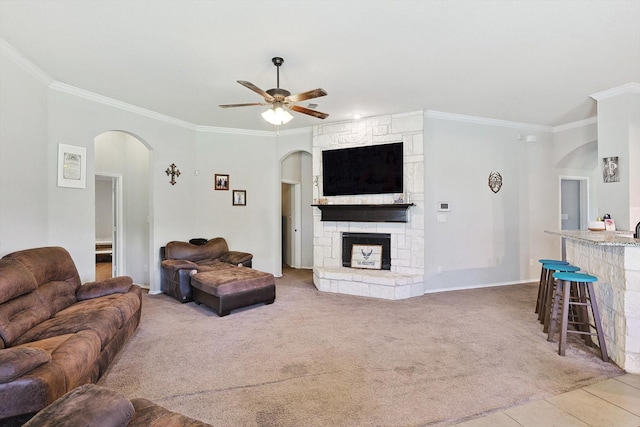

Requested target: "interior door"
[{"left": 561, "top": 180, "right": 580, "bottom": 230}]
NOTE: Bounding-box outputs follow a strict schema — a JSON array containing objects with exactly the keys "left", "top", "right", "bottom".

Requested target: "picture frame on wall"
[
  {"left": 215, "top": 174, "right": 229, "bottom": 190},
  {"left": 57, "top": 143, "right": 86, "bottom": 189},
  {"left": 232, "top": 190, "right": 246, "bottom": 206},
  {"left": 602, "top": 156, "right": 619, "bottom": 183}
]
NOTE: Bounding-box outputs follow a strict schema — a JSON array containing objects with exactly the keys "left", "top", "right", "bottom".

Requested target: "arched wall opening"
[
  {"left": 94, "top": 130, "right": 152, "bottom": 287},
  {"left": 279, "top": 150, "right": 313, "bottom": 275}
]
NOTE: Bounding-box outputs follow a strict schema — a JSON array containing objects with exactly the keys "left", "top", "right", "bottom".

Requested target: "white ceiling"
[{"left": 1, "top": 0, "right": 639, "bottom": 132}]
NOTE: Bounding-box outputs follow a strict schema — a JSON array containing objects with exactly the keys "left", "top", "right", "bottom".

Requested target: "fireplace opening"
[{"left": 342, "top": 232, "right": 391, "bottom": 270}]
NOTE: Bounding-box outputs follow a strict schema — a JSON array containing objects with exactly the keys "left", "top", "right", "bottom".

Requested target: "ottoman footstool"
[{"left": 190, "top": 264, "right": 275, "bottom": 316}]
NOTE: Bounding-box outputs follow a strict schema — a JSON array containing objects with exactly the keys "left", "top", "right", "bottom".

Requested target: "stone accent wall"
[
  {"left": 566, "top": 240, "right": 640, "bottom": 372},
  {"left": 312, "top": 112, "right": 424, "bottom": 300}
]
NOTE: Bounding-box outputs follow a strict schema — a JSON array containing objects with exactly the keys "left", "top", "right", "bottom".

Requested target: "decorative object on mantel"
[
  {"left": 602, "top": 156, "right": 619, "bottom": 183},
  {"left": 317, "top": 198, "right": 328, "bottom": 205},
  {"left": 165, "top": 163, "right": 181, "bottom": 185},
  {"left": 393, "top": 194, "right": 404, "bottom": 204},
  {"left": 488, "top": 171, "right": 502, "bottom": 193},
  {"left": 313, "top": 175, "right": 320, "bottom": 203}
]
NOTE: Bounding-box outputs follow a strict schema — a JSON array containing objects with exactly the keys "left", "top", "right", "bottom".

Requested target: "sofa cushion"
[
  {"left": 23, "top": 384, "right": 135, "bottom": 427},
  {"left": 165, "top": 238, "right": 229, "bottom": 263},
  {"left": 0, "top": 291, "right": 50, "bottom": 347},
  {"left": 0, "top": 258, "right": 38, "bottom": 304},
  {"left": 12, "top": 307, "right": 123, "bottom": 349},
  {"left": 34, "top": 280, "right": 79, "bottom": 318},
  {"left": 191, "top": 264, "right": 275, "bottom": 297},
  {"left": 76, "top": 276, "right": 133, "bottom": 301},
  {"left": 3, "top": 246, "right": 81, "bottom": 292},
  {"left": 59, "top": 290, "right": 141, "bottom": 327},
  {"left": 0, "top": 347, "right": 51, "bottom": 383}
]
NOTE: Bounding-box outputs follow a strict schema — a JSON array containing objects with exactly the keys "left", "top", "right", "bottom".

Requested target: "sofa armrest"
[
  {"left": 23, "top": 384, "right": 135, "bottom": 427},
  {"left": 0, "top": 347, "right": 51, "bottom": 384},
  {"left": 161, "top": 259, "right": 198, "bottom": 270},
  {"left": 220, "top": 251, "right": 253, "bottom": 267},
  {"left": 77, "top": 276, "right": 133, "bottom": 301}
]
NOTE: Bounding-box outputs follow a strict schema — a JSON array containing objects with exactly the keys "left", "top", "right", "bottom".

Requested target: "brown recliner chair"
[{"left": 160, "top": 237, "right": 253, "bottom": 303}]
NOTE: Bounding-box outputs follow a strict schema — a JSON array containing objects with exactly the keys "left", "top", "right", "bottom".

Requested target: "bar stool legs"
[
  {"left": 542, "top": 264, "right": 580, "bottom": 333},
  {"left": 536, "top": 259, "right": 568, "bottom": 316},
  {"left": 547, "top": 272, "right": 608, "bottom": 362}
]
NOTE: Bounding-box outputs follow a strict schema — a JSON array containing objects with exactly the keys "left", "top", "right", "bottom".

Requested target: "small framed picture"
[
  {"left": 57, "top": 143, "right": 86, "bottom": 188},
  {"left": 214, "top": 174, "right": 229, "bottom": 190},
  {"left": 602, "top": 157, "right": 619, "bottom": 183},
  {"left": 232, "top": 190, "right": 246, "bottom": 206}
]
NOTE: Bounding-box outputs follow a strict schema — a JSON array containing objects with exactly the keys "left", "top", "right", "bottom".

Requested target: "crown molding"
[
  {"left": 590, "top": 82, "right": 640, "bottom": 101},
  {"left": 552, "top": 116, "right": 598, "bottom": 133},
  {"left": 0, "top": 37, "right": 53, "bottom": 86},
  {"left": 49, "top": 81, "right": 198, "bottom": 130},
  {"left": 195, "top": 124, "right": 312, "bottom": 137},
  {"left": 425, "top": 110, "right": 553, "bottom": 132}
]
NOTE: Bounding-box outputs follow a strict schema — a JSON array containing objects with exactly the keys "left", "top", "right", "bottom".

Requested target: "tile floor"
[{"left": 455, "top": 373, "right": 640, "bottom": 427}]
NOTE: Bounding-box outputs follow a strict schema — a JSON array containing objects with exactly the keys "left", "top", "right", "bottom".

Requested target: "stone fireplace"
[{"left": 312, "top": 112, "right": 425, "bottom": 300}]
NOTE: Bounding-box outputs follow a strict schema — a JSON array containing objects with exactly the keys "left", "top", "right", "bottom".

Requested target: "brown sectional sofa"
[
  {"left": 160, "top": 237, "right": 253, "bottom": 303},
  {"left": 0, "top": 246, "right": 142, "bottom": 420}
]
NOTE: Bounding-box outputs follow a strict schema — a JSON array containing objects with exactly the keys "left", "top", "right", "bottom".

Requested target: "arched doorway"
[
  {"left": 280, "top": 151, "right": 313, "bottom": 270},
  {"left": 94, "top": 131, "right": 152, "bottom": 287}
]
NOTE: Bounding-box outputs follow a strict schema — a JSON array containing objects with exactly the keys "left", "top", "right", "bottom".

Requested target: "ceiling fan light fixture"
[{"left": 262, "top": 104, "right": 294, "bottom": 125}]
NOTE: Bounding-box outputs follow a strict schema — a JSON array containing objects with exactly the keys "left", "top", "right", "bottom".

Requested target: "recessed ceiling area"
[{"left": 1, "top": 0, "right": 638, "bottom": 131}]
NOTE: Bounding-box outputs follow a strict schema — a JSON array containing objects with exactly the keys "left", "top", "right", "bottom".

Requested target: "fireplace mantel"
[{"left": 312, "top": 203, "right": 414, "bottom": 223}]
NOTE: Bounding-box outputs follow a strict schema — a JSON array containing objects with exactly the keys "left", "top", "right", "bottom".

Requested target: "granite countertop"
[{"left": 545, "top": 230, "right": 640, "bottom": 247}]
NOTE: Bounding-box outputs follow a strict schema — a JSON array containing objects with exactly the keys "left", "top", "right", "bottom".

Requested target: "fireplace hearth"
[{"left": 342, "top": 232, "right": 391, "bottom": 270}]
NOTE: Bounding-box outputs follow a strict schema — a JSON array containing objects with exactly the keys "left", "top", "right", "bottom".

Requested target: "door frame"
[
  {"left": 95, "top": 172, "right": 124, "bottom": 277},
  {"left": 558, "top": 175, "right": 589, "bottom": 231},
  {"left": 282, "top": 180, "right": 302, "bottom": 268}
]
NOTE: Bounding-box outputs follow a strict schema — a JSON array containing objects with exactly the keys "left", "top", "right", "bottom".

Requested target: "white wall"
[
  {"left": 0, "top": 48, "right": 49, "bottom": 254},
  {"left": 194, "top": 130, "right": 280, "bottom": 274},
  {"left": 423, "top": 114, "right": 556, "bottom": 291},
  {"left": 595, "top": 91, "right": 640, "bottom": 231}
]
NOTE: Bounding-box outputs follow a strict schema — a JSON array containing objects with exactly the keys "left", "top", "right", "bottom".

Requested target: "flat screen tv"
[{"left": 322, "top": 142, "right": 403, "bottom": 196}]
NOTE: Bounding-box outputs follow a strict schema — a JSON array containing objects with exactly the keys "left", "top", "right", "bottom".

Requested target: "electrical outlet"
[{"left": 437, "top": 266, "right": 443, "bottom": 274}]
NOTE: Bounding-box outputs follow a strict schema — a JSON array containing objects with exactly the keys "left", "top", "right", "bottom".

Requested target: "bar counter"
[{"left": 545, "top": 230, "right": 640, "bottom": 373}]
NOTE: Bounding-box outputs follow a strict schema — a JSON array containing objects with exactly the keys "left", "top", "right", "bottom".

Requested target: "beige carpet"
[{"left": 98, "top": 268, "right": 623, "bottom": 426}]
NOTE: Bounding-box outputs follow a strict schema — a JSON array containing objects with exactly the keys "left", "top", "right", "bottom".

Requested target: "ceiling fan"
[{"left": 219, "top": 57, "right": 329, "bottom": 125}]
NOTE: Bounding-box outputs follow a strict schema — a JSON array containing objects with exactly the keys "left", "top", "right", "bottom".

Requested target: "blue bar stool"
[
  {"left": 536, "top": 259, "right": 569, "bottom": 315},
  {"left": 547, "top": 272, "right": 608, "bottom": 362},
  {"left": 541, "top": 263, "right": 580, "bottom": 332}
]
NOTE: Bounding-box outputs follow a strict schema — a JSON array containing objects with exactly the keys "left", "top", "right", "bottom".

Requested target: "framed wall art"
[
  {"left": 57, "top": 143, "right": 86, "bottom": 188},
  {"left": 602, "top": 156, "right": 619, "bottom": 183},
  {"left": 233, "top": 190, "right": 246, "bottom": 206},
  {"left": 215, "top": 174, "right": 229, "bottom": 190}
]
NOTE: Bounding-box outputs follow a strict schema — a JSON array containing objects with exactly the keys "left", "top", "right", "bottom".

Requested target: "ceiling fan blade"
[
  {"left": 237, "top": 80, "right": 274, "bottom": 102},
  {"left": 219, "top": 102, "right": 266, "bottom": 108},
  {"left": 290, "top": 105, "right": 329, "bottom": 119},
  {"left": 287, "top": 88, "right": 328, "bottom": 103}
]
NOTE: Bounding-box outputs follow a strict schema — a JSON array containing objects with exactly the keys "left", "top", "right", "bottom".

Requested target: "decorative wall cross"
[{"left": 165, "top": 163, "right": 181, "bottom": 185}]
